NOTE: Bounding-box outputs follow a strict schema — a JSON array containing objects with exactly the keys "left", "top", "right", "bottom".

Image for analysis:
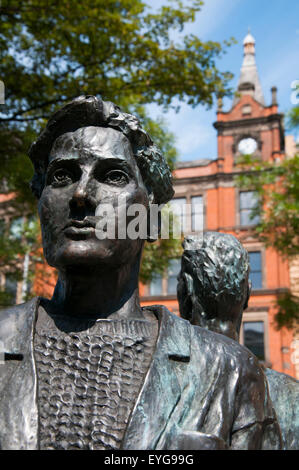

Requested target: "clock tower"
[{"left": 214, "top": 31, "right": 285, "bottom": 171}]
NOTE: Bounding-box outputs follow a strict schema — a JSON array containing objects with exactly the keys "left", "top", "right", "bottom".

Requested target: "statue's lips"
[{"left": 63, "top": 220, "right": 96, "bottom": 237}]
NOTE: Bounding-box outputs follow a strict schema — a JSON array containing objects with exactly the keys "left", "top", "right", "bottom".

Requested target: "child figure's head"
[{"left": 177, "top": 232, "right": 251, "bottom": 341}]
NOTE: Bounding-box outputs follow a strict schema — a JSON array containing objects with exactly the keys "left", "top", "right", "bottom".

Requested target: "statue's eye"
[
  {"left": 51, "top": 168, "right": 74, "bottom": 186},
  {"left": 104, "top": 170, "right": 128, "bottom": 186}
]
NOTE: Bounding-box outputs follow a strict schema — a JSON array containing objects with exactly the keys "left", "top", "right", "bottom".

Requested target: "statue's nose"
[
  {"left": 72, "top": 179, "right": 88, "bottom": 207},
  {"left": 69, "top": 174, "right": 97, "bottom": 214}
]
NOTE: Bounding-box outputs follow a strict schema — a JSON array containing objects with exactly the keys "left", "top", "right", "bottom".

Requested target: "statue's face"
[{"left": 38, "top": 126, "right": 149, "bottom": 269}]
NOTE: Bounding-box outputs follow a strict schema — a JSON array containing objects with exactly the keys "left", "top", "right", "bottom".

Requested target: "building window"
[
  {"left": 167, "top": 258, "right": 181, "bottom": 295},
  {"left": 148, "top": 258, "right": 181, "bottom": 297},
  {"left": 169, "top": 198, "right": 186, "bottom": 233},
  {"left": 149, "top": 275, "right": 163, "bottom": 296},
  {"left": 239, "top": 191, "right": 260, "bottom": 226},
  {"left": 191, "top": 196, "right": 204, "bottom": 232},
  {"left": 243, "top": 321, "right": 265, "bottom": 361},
  {"left": 249, "top": 251, "right": 262, "bottom": 289}
]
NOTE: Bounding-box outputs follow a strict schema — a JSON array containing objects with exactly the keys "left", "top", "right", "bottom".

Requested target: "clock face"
[{"left": 238, "top": 137, "right": 258, "bottom": 155}]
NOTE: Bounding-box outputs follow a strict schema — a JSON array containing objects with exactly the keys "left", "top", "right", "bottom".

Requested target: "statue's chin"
[{"left": 44, "top": 237, "right": 143, "bottom": 270}]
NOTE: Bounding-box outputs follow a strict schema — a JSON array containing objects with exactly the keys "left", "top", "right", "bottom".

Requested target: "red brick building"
[{"left": 140, "top": 32, "right": 298, "bottom": 378}]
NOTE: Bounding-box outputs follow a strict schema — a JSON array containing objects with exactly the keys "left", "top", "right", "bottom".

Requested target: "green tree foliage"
[
  {"left": 0, "top": 0, "right": 233, "bottom": 125},
  {"left": 140, "top": 206, "right": 183, "bottom": 284},
  {"left": 0, "top": 0, "right": 233, "bottom": 302},
  {"left": 286, "top": 105, "right": 299, "bottom": 134},
  {"left": 235, "top": 108, "right": 299, "bottom": 330},
  {"left": 236, "top": 154, "right": 299, "bottom": 257}
]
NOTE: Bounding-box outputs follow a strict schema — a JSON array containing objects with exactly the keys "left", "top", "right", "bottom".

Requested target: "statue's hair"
[
  {"left": 28, "top": 95, "right": 174, "bottom": 205},
  {"left": 178, "top": 232, "right": 250, "bottom": 320}
]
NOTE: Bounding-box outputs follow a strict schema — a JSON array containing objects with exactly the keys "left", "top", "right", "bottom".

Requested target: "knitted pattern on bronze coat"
[{"left": 34, "top": 310, "right": 158, "bottom": 450}]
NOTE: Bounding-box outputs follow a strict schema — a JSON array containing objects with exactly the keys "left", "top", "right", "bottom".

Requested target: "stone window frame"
[
  {"left": 148, "top": 273, "right": 164, "bottom": 297},
  {"left": 239, "top": 190, "right": 260, "bottom": 227},
  {"left": 243, "top": 242, "right": 266, "bottom": 290},
  {"left": 146, "top": 190, "right": 206, "bottom": 297},
  {"left": 235, "top": 187, "right": 260, "bottom": 228},
  {"left": 170, "top": 189, "right": 206, "bottom": 235},
  {"left": 166, "top": 258, "right": 182, "bottom": 296},
  {"left": 248, "top": 251, "right": 263, "bottom": 290},
  {"left": 240, "top": 311, "right": 270, "bottom": 366},
  {"left": 147, "top": 256, "right": 181, "bottom": 297},
  {"left": 190, "top": 194, "right": 205, "bottom": 233}
]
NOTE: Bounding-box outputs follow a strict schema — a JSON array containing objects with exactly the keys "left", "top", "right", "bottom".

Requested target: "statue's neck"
[{"left": 50, "top": 260, "right": 143, "bottom": 320}]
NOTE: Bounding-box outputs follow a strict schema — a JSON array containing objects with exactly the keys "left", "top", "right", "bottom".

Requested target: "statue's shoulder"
[
  {"left": 144, "top": 304, "right": 192, "bottom": 347},
  {"left": 0, "top": 296, "right": 38, "bottom": 320},
  {"left": 265, "top": 367, "right": 298, "bottom": 386},
  {"left": 143, "top": 304, "right": 191, "bottom": 331},
  {"left": 0, "top": 297, "right": 39, "bottom": 344},
  {"left": 265, "top": 367, "right": 299, "bottom": 400},
  {"left": 148, "top": 305, "right": 262, "bottom": 375},
  {"left": 190, "top": 322, "right": 263, "bottom": 375}
]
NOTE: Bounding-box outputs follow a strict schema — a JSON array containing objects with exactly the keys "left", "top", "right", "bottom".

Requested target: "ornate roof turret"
[{"left": 233, "top": 30, "right": 265, "bottom": 107}]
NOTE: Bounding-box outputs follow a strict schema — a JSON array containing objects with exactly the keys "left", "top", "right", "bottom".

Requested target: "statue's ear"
[
  {"left": 184, "top": 272, "right": 194, "bottom": 297},
  {"left": 177, "top": 272, "right": 194, "bottom": 322}
]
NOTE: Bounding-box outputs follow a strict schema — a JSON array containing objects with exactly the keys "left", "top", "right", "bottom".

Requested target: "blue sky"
[{"left": 146, "top": 0, "right": 299, "bottom": 161}]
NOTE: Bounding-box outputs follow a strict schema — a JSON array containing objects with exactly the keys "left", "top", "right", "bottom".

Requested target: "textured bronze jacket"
[{"left": 0, "top": 297, "right": 282, "bottom": 450}]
